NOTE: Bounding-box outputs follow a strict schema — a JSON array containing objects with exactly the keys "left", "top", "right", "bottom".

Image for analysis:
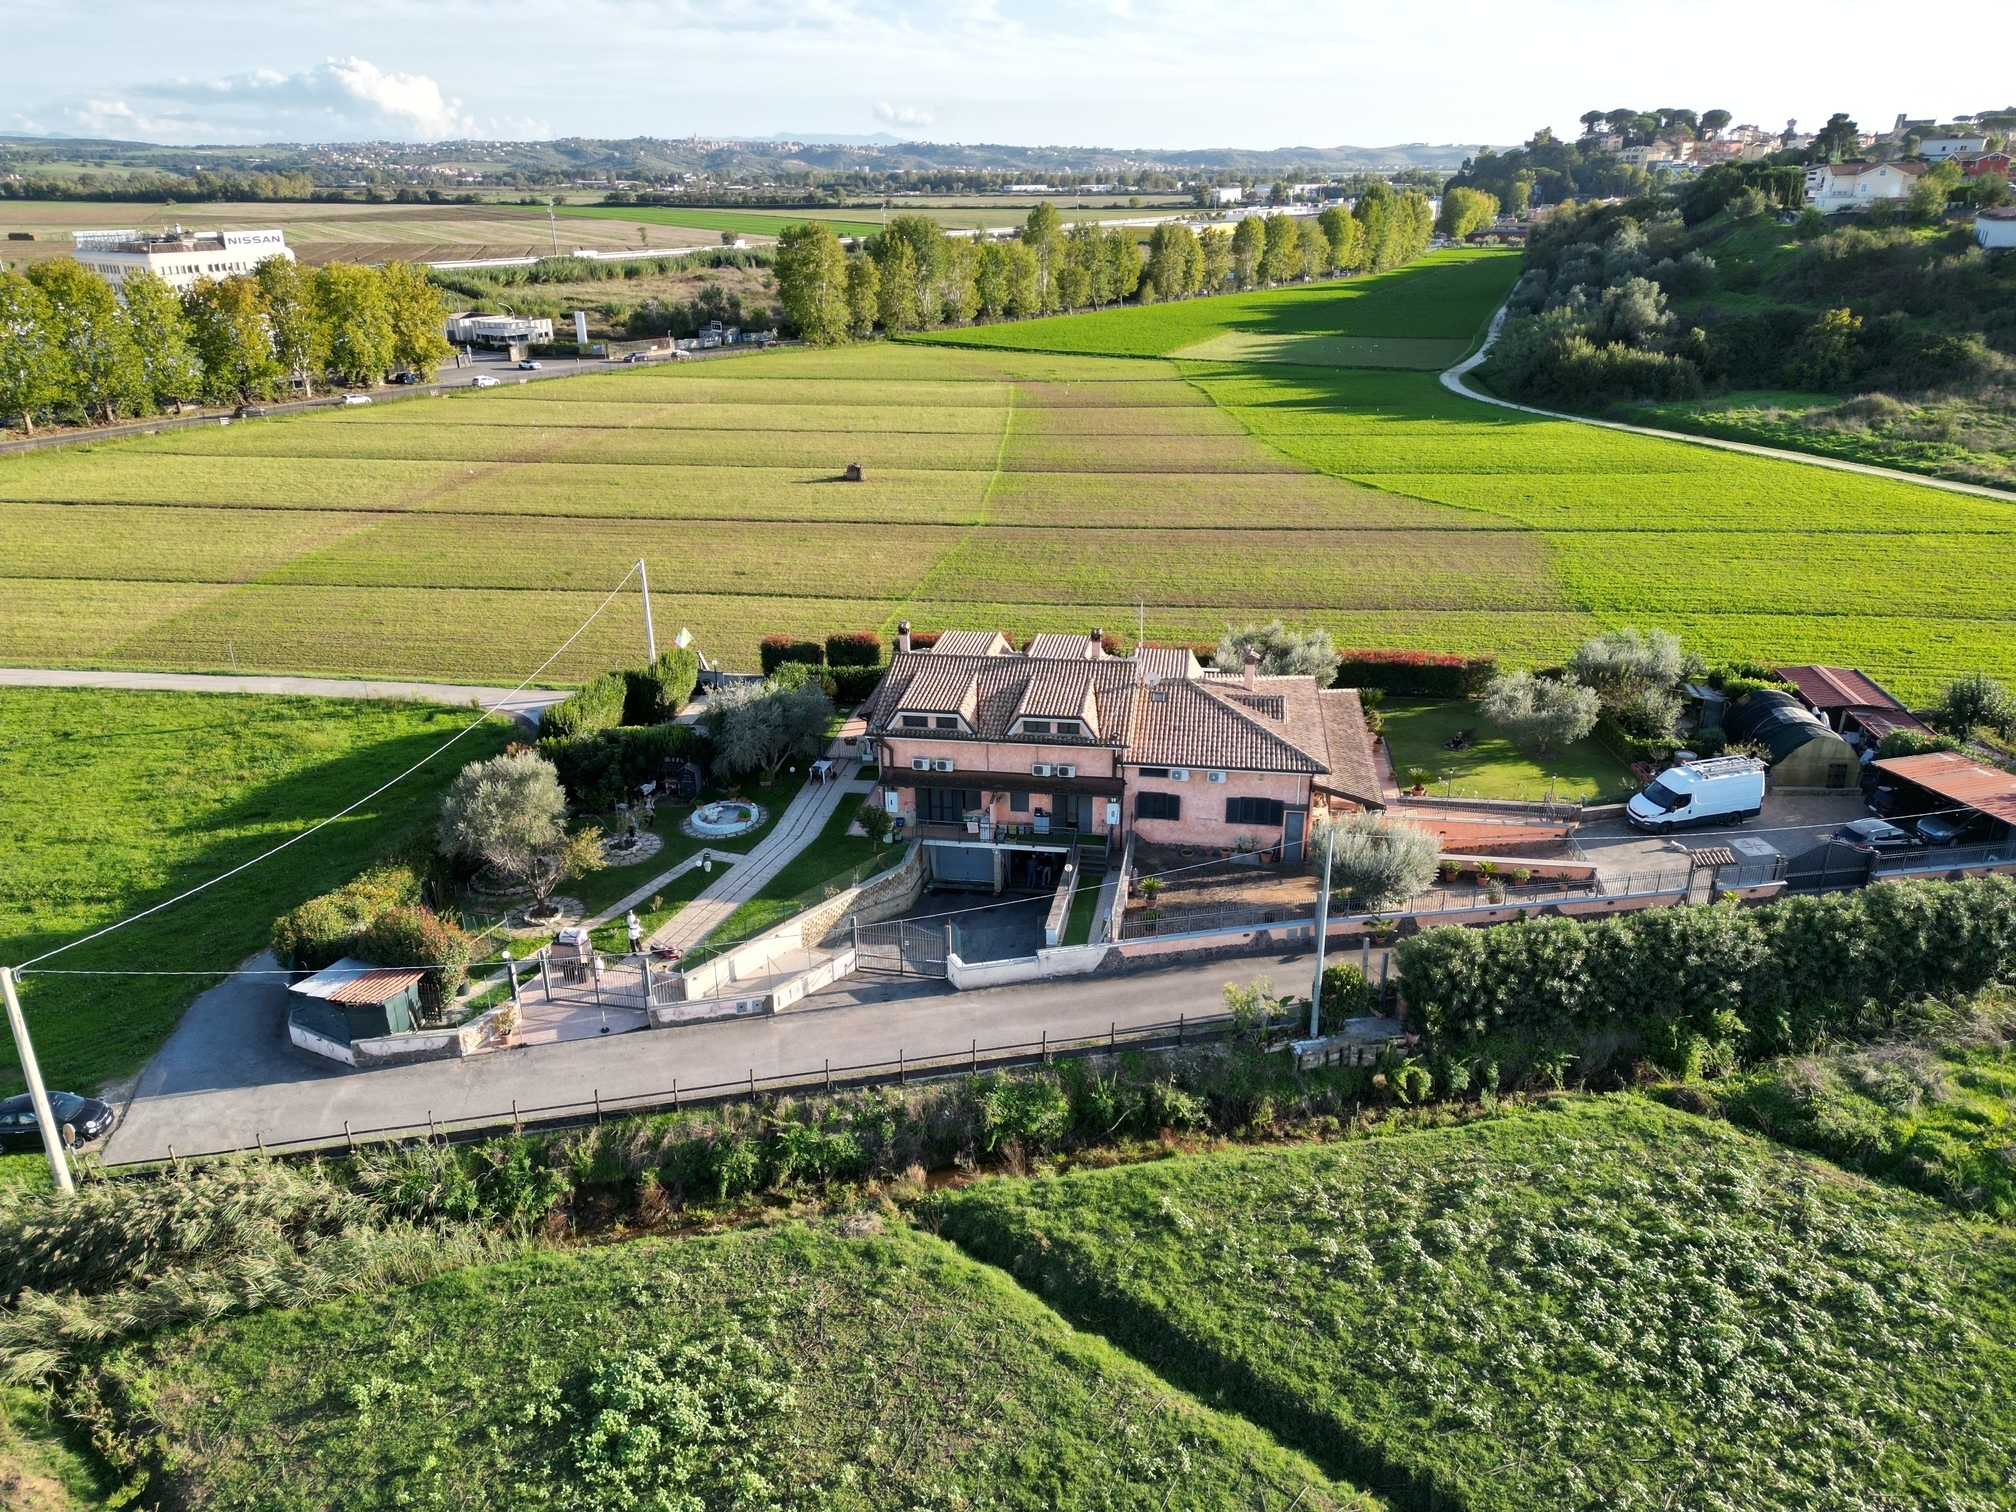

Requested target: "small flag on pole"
[{"left": 674, "top": 627, "right": 693, "bottom": 649}]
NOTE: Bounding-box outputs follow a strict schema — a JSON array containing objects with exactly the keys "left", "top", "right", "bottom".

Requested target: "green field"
[
  {"left": 0, "top": 688, "right": 513, "bottom": 1095},
  {"left": 116, "top": 1219, "right": 1372, "bottom": 1511},
  {"left": 940, "top": 1097, "right": 2016, "bottom": 1510},
  {"left": 3, "top": 251, "right": 2014, "bottom": 700},
  {"left": 916, "top": 248, "right": 1514, "bottom": 362}
]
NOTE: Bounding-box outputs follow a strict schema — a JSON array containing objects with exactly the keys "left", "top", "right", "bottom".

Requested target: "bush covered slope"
[{"left": 939, "top": 1098, "right": 2016, "bottom": 1511}]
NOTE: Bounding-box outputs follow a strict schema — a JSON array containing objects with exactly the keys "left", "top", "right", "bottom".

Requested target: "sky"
[{"left": 3, "top": 0, "right": 2011, "bottom": 151}]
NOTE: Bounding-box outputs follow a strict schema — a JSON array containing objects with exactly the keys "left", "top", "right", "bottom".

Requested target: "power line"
[{"left": 10, "top": 562, "right": 642, "bottom": 973}]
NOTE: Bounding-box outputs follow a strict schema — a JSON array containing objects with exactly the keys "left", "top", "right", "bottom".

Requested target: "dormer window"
[
  {"left": 901, "top": 715, "right": 929, "bottom": 729},
  {"left": 1054, "top": 720, "right": 1082, "bottom": 737},
  {"left": 934, "top": 716, "right": 959, "bottom": 730},
  {"left": 1022, "top": 720, "right": 1051, "bottom": 735}
]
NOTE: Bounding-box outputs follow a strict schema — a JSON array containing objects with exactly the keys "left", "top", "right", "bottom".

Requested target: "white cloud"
[
  {"left": 51, "top": 57, "right": 486, "bottom": 143},
  {"left": 874, "top": 101, "right": 935, "bottom": 128}
]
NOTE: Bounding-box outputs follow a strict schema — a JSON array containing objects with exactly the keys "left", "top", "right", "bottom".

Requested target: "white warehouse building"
[
  {"left": 444, "top": 311, "right": 556, "bottom": 347},
  {"left": 70, "top": 226, "right": 293, "bottom": 293}
]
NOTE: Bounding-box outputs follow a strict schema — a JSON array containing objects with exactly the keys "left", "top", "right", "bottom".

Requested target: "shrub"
[
  {"left": 350, "top": 905, "right": 472, "bottom": 1007},
  {"left": 703, "top": 680, "right": 833, "bottom": 780},
  {"left": 1310, "top": 813, "right": 1441, "bottom": 910},
  {"left": 538, "top": 672, "right": 627, "bottom": 740},
  {"left": 770, "top": 661, "right": 838, "bottom": 700},
  {"left": 1935, "top": 672, "right": 2013, "bottom": 738},
  {"left": 437, "top": 750, "right": 568, "bottom": 887},
  {"left": 1481, "top": 671, "right": 1600, "bottom": 753},
  {"left": 855, "top": 799, "right": 894, "bottom": 846},
  {"left": 1334, "top": 649, "right": 1498, "bottom": 698},
  {"left": 1319, "top": 963, "right": 1374, "bottom": 1027},
  {"left": 1877, "top": 729, "right": 1962, "bottom": 760},
  {"left": 1215, "top": 620, "right": 1340, "bottom": 687},
  {"left": 830, "top": 663, "right": 887, "bottom": 706},
  {"left": 621, "top": 648, "right": 699, "bottom": 725},
  {"left": 538, "top": 723, "right": 697, "bottom": 808},
  {"left": 759, "top": 635, "right": 822, "bottom": 674},
  {"left": 824, "top": 631, "right": 883, "bottom": 667},
  {"left": 271, "top": 865, "right": 422, "bottom": 970},
  {"left": 906, "top": 629, "right": 940, "bottom": 650},
  {"left": 1690, "top": 726, "right": 1728, "bottom": 757}
]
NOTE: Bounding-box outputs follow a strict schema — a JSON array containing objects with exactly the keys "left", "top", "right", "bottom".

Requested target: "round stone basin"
[{"left": 688, "top": 800, "right": 760, "bottom": 837}]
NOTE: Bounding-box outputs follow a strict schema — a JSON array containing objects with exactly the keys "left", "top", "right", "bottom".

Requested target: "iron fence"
[
  {"left": 110, "top": 1012, "right": 1238, "bottom": 1168},
  {"left": 1870, "top": 842, "right": 2016, "bottom": 877},
  {"left": 677, "top": 844, "right": 905, "bottom": 970}
]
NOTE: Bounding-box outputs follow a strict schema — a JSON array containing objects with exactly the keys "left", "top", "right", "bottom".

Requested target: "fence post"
[
  {"left": 512, "top": 1100, "right": 520, "bottom": 1135},
  {"left": 540, "top": 950, "right": 552, "bottom": 1000},
  {"left": 672, "top": 1077, "right": 678, "bottom": 1110},
  {"left": 749, "top": 1068, "right": 756, "bottom": 1098},
  {"left": 594, "top": 1089, "right": 603, "bottom": 1125},
  {"left": 1178, "top": 1014, "right": 1184, "bottom": 1045},
  {"left": 344, "top": 1121, "right": 354, "bottom": 1155},
  {"left": 825, "top": 1058, "right": 831, "bottom": 1093},
  {"left": 1041, "top": 1029, "right": 1049, "bottom": 1066},
  {"left": 971, "top": 1038, "right": 978, "bottom": 1074},
  {"left": 899, "top": 1049, "right": 905, "bottom": 1086},
  {"left": 1110, "top": 1021, "right": 1116, "bottom": 1050}
]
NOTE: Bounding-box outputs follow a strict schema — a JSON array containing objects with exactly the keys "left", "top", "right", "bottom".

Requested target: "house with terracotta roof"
[
  {"left": 861, "top": 624, "right": 1383, "bottom": 890},
  {"left": 1774, "top": 664, "right": 1931, "bottom": 749}
]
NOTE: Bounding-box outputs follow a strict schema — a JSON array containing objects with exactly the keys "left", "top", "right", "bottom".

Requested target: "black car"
[
  {"left": 1836, "top": 817, "right": 1917, "bottom": 854},
  {"left": 0, "top": 1090, "right": 114, "bottom": 1146},
  {"left": 233, "top": 403, "right": 268, "bottom": 419},
  {"left": 1912, "top": 810, "right": 2000, "bottom": 847},
  {"left": 390, "top": 371, "right": 422, "bottom": 384}
]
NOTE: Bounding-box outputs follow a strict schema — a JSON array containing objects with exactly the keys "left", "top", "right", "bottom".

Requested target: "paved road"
[
  {"left": 1443, "top": 307, "right": 2016, "bottom": 504},
  {"left": 0, "top": 667, "right": 569, "bottom": 725},
  {"left": 97, "top": 949, "right": 1303, "bottom": 1164}
]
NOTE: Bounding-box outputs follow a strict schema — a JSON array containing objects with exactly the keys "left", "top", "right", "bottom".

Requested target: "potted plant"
[
  {"left": 1406, "top": 766, "right": 1432, "bottom": 796},
  {"left": 1366, "top": 916, "right": 1396, "bottom": 944},
  {"left": 1139, "top": 876, "right": 1163, "bottom": 905},
  {"left": 1487, "top": 881, "right": 1507, "bottom": 905},
  {"left": 1438, "top": 859, "right": 1460, "bottom": 883},
  {"left": 1511, "top": 866, "right": 1532, "bottom": 887},
  {"left": 1476, "top": 859, "right": 1498, "bottom": 881}
]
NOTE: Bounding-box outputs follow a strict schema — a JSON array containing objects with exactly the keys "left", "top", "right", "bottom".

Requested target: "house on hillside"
[
  {"left": 860, "top": 624, "right": 1383, "bottom": 891},
  {"left": 1804, "top": 160, "right": 1928, "bottom": 213},
  {"left": 1920, "top": 134, "right": 1990, "bottom": 160},
  {"left": 1774, "top": 665, "right": 1930, "bottom": 752},
  {"left": 1979, "top": 207, "right": 2016, "bottom": 250},
  {"left": 1958, "top": 151, "right": 2014, "bottom": 178}
]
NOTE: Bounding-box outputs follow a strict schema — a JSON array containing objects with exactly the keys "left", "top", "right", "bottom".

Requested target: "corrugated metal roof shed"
[
  {"left": 1776, "top": 665, "right": 1904, "bottom": 712},
  {"left": 1873, "top": 751, "right": 2016, "bottom": 823},
  {"left": 288, "top": 957, "right": 428, "bottom": 1005}
]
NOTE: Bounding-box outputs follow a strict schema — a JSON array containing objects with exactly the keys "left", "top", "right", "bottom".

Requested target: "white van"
[{"left": 1625, "top": 756, "right": 1767, "bottom": 833}]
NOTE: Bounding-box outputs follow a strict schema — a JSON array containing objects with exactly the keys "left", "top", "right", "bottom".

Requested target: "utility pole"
[
  {"left": 637, "top": 557, "right": 657, "bottom": 661},
  {"left": 548, "top": 197, "right": 559, "bottom": 255},
  {"left": 1, "top": 968, "right": 74, "bottom": 1195},
  {"left": 1308, "top": 826, "right": 1335, "bottom": 1039}
]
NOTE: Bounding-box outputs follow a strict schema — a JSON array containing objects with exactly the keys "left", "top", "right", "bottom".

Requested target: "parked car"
[
  {"left": 340, "top": 394, "right": 373, "bottom": 406},
  {"left": 1836, "top": 817, "right": 1916, "bottom": 854},
  {"left": 624, "top": 351, "right": 653, "bottom": 363},
  {"left": 515, "top": 360, "right": 542, "bottom": 370},
  {"left": 1910, "top": 810, "right": 1998, "bottom": 846},
  {"left": 470, "top": 374, "right": 501, "bottom": 388},
  {"left": 390, "top": 371, "right": 421, "bottom": 384},
  {"left": 1625, "top": 756, "right": 1767, "bottom": 833},
  {"left": 0, "top": 1090, "right": 114, "bottom": 1148},
  {"left": 233, "top": 404, "right": 268, "bottom": 419}
]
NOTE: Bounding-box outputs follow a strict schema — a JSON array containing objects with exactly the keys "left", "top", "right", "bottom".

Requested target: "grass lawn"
[
  {"left": 0, "top": 688, "right": 514, "bottom": 1096},
  {"left": 939, "top": 1097, "right": 2016, "bottom": 1511},
  {"left": 1062, "top": 866, "right": 1100, "bottom": 945},
  {"left": 1379, "top": 698, "right": 1635, "bottom": 802},
  {"left": 555, "top": 202, "right": 887, "bottom": 240},
  {"left": 699, "top": 794, "right": 902, "bottom": 952},
  {"left": 0, "top": 1385, "right": 113, "bottom": 1511},
  {"left": 117, "top": 1219, "right": 1373, "bottom": 1511}
]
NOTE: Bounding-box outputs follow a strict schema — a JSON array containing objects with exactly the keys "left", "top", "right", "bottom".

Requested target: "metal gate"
[{"left": 851, "top": 918, "right": 959, "bottom": 978}]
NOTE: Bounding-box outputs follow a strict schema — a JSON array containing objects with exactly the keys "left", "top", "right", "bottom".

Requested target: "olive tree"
[
  {"left": 1214, "top": 619, "right": 1340, "bottom": 687},
  {"left": 1309, "top": 812, "right": 1442, "bottom": 911},
  {"left": 1936, "top": 672, "right": 2013, "bottom": 738},
  {"left": 436, "top": 749, "right": 601, "bottom": 912},
  {"left": 1569, "top": 626, "right": 1685, "bottom": 740},
  {"left": 704, "top": 680, "right": 833, "bottom": 781},
  {"left": 1482, "top": 671, "right": 1600, "bottom": 754}
]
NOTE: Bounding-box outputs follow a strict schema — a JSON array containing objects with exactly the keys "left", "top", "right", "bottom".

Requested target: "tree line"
[
  {"left": 776, "top": 189, "right": 1435, "bottom": 344},
  {"left": 0, "top": 256, "right": 452, "bottom": 432}
]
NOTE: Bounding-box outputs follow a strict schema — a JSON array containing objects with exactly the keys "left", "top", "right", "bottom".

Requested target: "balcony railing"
[{"left": 910, "top": 820, "right": 1105, "bottom": 847}]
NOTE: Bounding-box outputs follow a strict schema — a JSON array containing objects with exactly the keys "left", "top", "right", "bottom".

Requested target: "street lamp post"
[
  {"left": 1308, "top": 826, "right": 1335, "bottom": 1039},
  {"left": 0, "top": 968, "right": 73, "bottom": 1195}
]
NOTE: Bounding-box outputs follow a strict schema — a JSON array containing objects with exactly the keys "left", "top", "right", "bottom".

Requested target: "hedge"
[
  {"left": 825, "top": 631, "right": 882, "bottom": 668},
  {"left": 270, "top": 865, "right": 422, "bottom": 971},
  {"left": 761, "top": 635, "right": 823, "bottom": 674},
  {"left": 537, "top": 670, "right": 626, "bottom": 740},
  {"left": 832, "top": 664, "right": 887, "bottom": 706},
  {"left": 1334, "top": 649, "right": 1499, "bottom": 699},
  {"left": 538, "top": 722, "right": 698, "bottom": 808},
  {"left": 623, "top": 647, "right": 700, "bottom": 725},
  {"left": 907, "top": 629, "right": 940, "bottom": 650},
  {"left": 1397, "top": 877, "right": 2016, "bottom": 1077},
  {"left": 349, "top": 905, "right": 473, "bottom": 1008}
]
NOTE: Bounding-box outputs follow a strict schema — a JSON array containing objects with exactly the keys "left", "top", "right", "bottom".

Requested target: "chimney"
[
  {"left": 897, "top": 620, "right": 911, "bottom": 655},
  {"left": 1243, "top": 647, "right": 1259, "bottom": 690},
  {"left": 1088, "top": 626, "right": 1104, "bottom": 659}
]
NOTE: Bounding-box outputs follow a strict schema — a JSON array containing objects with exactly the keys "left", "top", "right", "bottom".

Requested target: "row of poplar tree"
[
  {"left": 776, "top": 188, "right": 1436, "bottom": 344},
  {"left": 0, "top": 256, "right": 452, "bottom": 433}
]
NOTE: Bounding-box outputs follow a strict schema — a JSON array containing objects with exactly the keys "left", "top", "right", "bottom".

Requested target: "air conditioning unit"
[
  {"left": 911, "top": 757, "right": 930, "bottom": 771},
  {"left": 932, "top": 758, "right": 955, "bottom": 772},
  {"left": 1031, "top": 763, "right": 1053, "bottom": 777},
  {"left": 1207, "top": 770, "right": 1227, "bottom": 783},
  {"left": 1169, "top": 768, "right": 1189, "bottom": 781},
  {"left": 1055, "top": 763, "right": 1076, "bottom": 778}
]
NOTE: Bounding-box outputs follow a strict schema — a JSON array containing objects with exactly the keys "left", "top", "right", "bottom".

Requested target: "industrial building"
[
  {"left": 445, "top": 311, "right": 557, "bottom": 349},
  {"left": 70, "top": 226, "right": 293, "bottom": 293}
]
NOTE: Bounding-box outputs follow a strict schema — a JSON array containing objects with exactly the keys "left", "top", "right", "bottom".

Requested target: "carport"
[{"left": 1870, "top": 751, "right": 2016, "bottom": 839}]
